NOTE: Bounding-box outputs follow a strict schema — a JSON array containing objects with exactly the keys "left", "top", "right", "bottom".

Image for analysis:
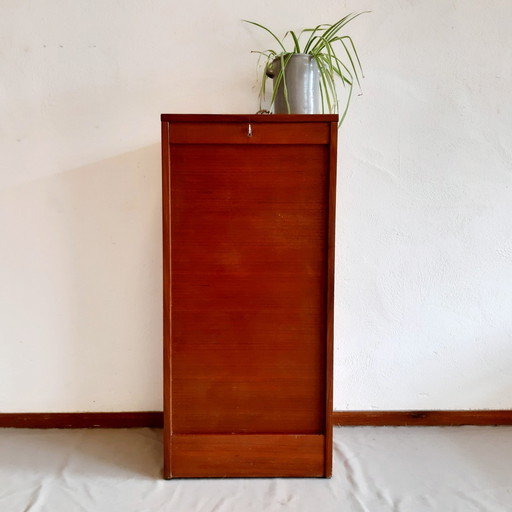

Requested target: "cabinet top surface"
[{"left": 161, "top": 113, "right": 338, "bottom": 123}]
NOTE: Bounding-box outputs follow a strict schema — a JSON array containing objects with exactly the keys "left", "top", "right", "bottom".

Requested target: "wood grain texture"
[
  {"left": 332, "top": 410, "right": 512, "bottom": 426},
  {"left": 169, "top": 122, "right": 329, "bottom": 144},
  {"left": 171, "top": 434, "right": 325, "bottom": 478},
  {"left": 170, "top": 143, "right": 327, "bottom": 435},
  {"left": 162, "top": 114, "right": 337, "bottom": 478}
]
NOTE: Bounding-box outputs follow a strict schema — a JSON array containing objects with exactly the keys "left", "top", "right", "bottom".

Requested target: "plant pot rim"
[
  {"left": 266, "top": 53, "right": 317, "bottom": 78},
  {"left": 271, "top": 52, "right": 315, "bottom": 60}
]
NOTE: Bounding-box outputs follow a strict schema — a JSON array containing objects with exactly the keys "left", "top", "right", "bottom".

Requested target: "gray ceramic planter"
[{"left": 266, "top": 54, "right": 320, "bottom": 114}]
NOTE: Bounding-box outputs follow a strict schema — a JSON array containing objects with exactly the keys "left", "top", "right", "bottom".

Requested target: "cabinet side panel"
[
  {"left": 324, "top": 121, "right": 338, "bottom": 477},
  {"left": 161, "top": 121, "right": 172, "bottom": 479}
]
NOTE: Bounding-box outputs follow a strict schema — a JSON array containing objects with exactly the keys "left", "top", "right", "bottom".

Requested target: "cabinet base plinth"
[{"left": 166, "top": 434, "right": 326, "bottom": 478}]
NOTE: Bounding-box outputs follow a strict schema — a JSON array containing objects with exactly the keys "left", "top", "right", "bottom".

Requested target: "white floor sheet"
[{"left": 1, "top": 426, "right": 512, "bottom": 511}]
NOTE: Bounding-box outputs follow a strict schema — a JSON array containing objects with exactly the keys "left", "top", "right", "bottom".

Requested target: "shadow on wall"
[{"left": 0, "top": 144, "right": 163, "bottom": 411}]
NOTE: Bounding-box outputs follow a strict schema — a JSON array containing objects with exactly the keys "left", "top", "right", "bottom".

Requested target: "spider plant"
[{"left": 244, "top": 13, "right": 367, "bottom": 125}]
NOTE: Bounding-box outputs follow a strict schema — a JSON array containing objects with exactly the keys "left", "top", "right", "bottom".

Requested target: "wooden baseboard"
[
  {"left": 2, "top": 410, "right": 512, "bottom": 429},
  {"left": 333, "top": 410, "right": 512, "bottom": 426},
  {"left": 0, "top": 412, "right": 163, "bottom": 429}
]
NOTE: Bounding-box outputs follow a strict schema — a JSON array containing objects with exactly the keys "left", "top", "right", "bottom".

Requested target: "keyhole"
[{"left": 248, "top": 123, "right": 252, "bottom": 137}]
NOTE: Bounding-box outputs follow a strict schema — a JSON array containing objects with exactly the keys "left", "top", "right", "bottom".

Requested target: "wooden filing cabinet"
[{"left": 161, "top": 114, "right": 337, "bottom": 478}]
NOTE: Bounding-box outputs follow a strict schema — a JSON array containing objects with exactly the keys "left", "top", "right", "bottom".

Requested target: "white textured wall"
[
  {"left": 1, "top": 0, "right": 511, "bottom": 412},
  {"left": 336, "top": 1, "right": 512, "bottom": 410}
]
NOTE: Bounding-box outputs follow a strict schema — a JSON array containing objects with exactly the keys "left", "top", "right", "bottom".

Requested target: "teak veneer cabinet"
[{"left": 161, "top": 114, "right": 337, "bottom": 479}]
